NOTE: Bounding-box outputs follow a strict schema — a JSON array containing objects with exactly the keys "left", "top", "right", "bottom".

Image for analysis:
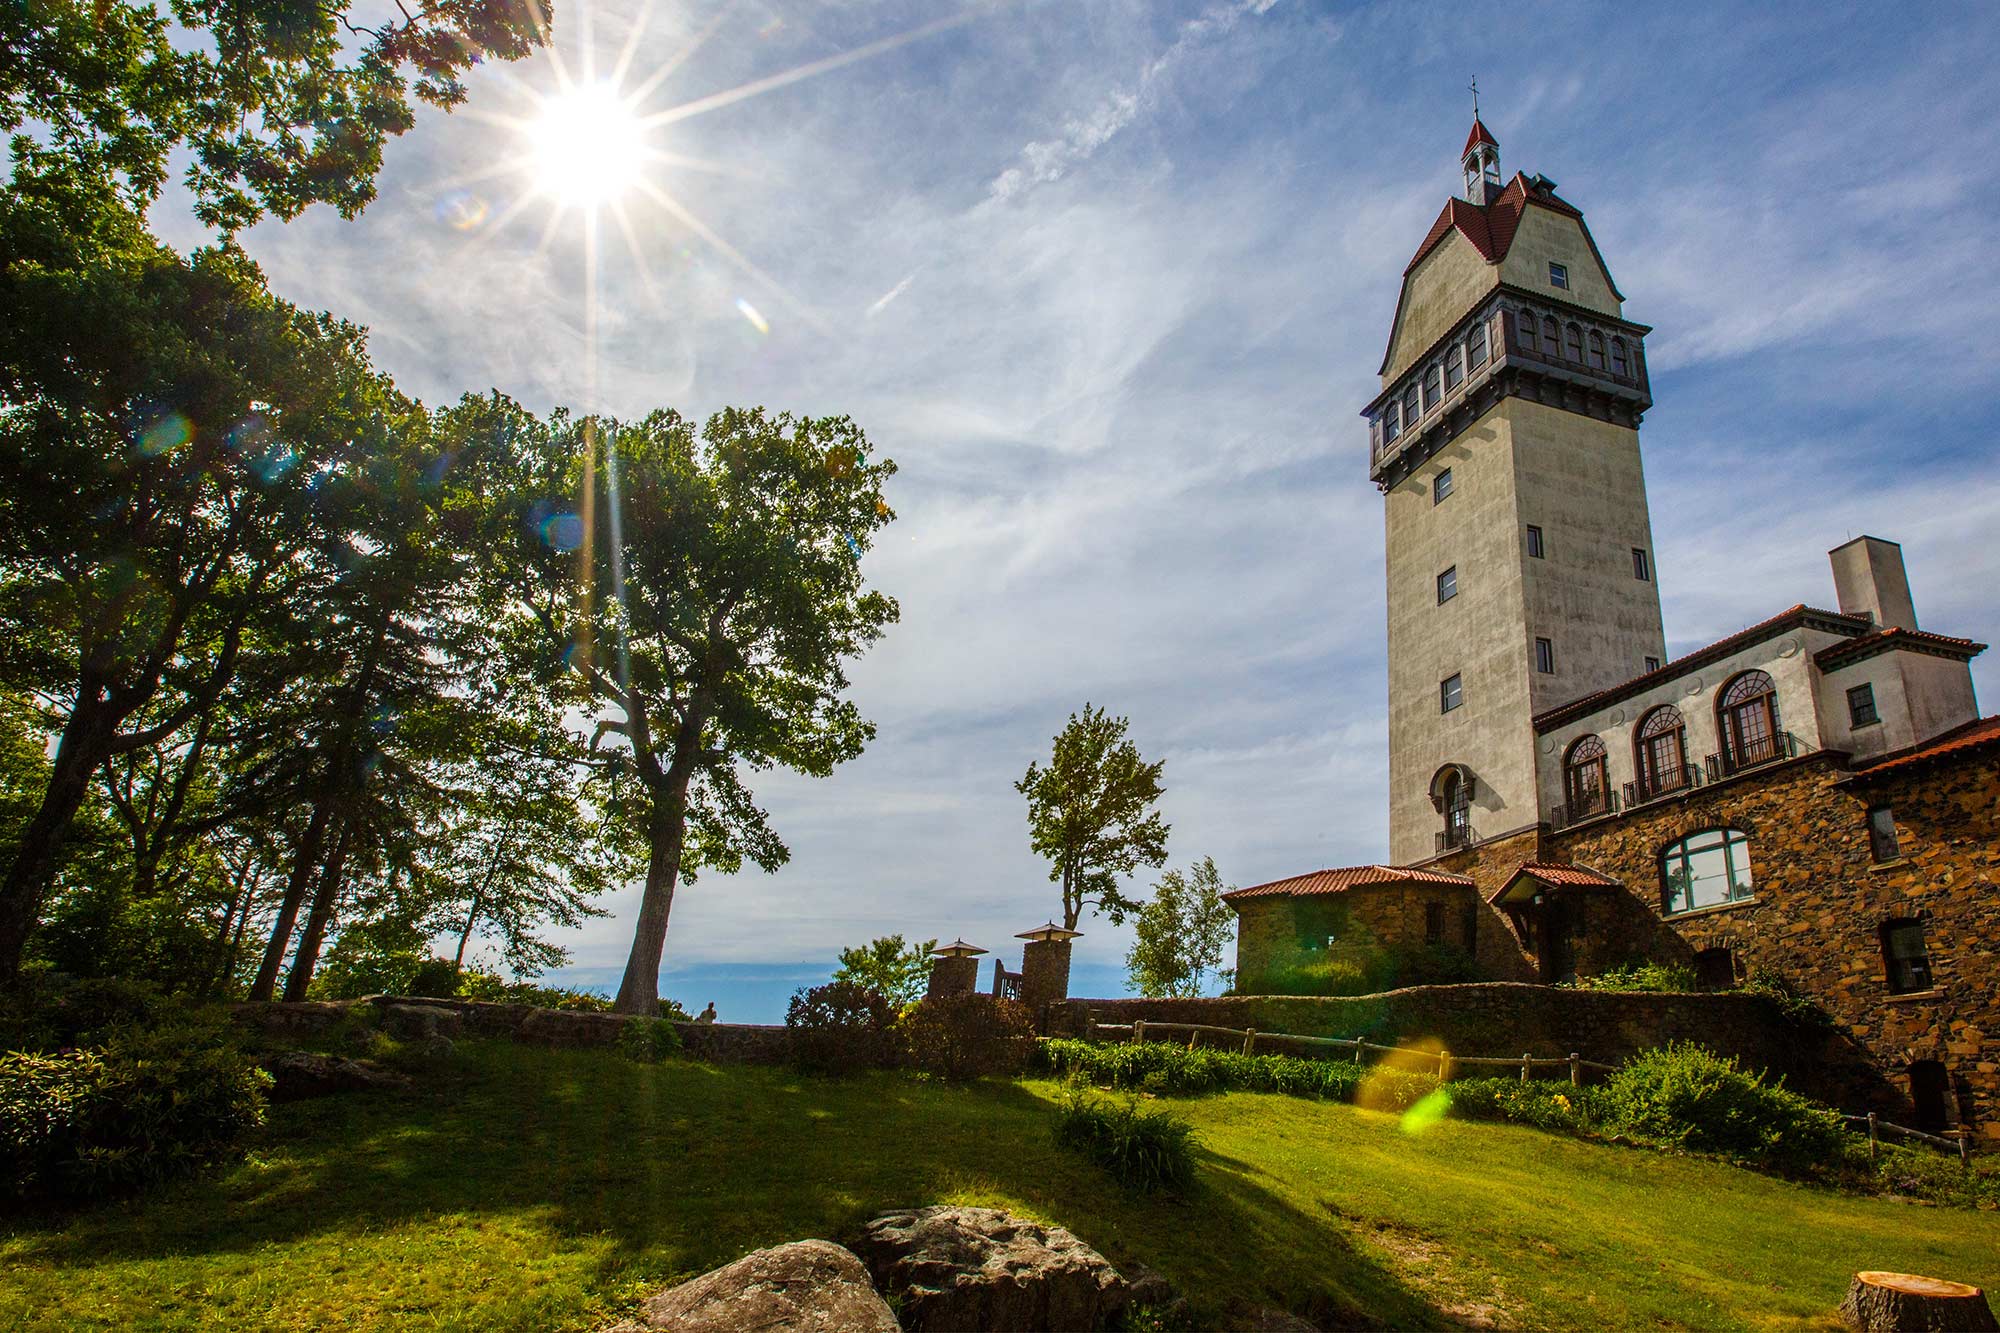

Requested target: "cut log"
[{"left": 1840, "top": 1271, "right": 1998, "bottom": 1332}]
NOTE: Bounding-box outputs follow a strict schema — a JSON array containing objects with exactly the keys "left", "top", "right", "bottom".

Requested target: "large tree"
[
  {"left": 479, "top": 401, "right": 899, "bottom": 1015},
  {"left": 832, "top": 934, "right": 936, "bottom": 1009},
  {"left": 1125, "top": 856, "right": 1234, "bottom": 998},
  {"left": 1017, "top": 703, "right": 1169, "bottom": 932}
]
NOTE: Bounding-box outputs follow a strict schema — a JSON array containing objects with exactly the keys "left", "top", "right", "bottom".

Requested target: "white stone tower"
[{"left": 1368, "top": 118, "right": 1667, "bottom": 865}]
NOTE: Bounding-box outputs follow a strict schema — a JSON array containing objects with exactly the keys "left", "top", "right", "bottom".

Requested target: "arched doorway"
[
  {"left": 1695, "top": 946, "right": 1737, "bottom": 990},
  {"left": 1909, "top": 1061, "right": 1951, "bottom": 1135}
]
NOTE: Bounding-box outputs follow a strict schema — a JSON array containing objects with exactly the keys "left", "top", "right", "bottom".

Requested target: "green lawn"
[{"left": 4, "top": 1041, "right": 1996, "bottom": 1331}]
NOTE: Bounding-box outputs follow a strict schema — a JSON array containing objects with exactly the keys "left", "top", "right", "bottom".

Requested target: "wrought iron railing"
[
  {"left": 1435, "top": 824, "right": 1478, "bottom": 854},
  {"left": 1548, "top": 787, "right": 1618, "bottom": 831},
  {"left": 1707, "top": 731, "right": 1805, "bottom": 781},
  {"left": 1624, "top": 764, "right": 1702, "bottom": 808}
]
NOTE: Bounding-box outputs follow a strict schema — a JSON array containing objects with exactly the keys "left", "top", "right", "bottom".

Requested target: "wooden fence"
[
  {"left": 1082, "top": 1014, "right": 1616, "bottom": 1087},
  {"left": 1080, "top": 1011, "right": 1978, "bottom": 1161}
]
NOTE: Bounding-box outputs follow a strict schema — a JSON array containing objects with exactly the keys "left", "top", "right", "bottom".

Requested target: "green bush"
[
  {"left": 617, "top": 1017, "right": 682, "bottom": 1064},
  {"left": 1, "top": 1018, "right": 271, "bottom": 1206},
  {"left": 1741, "top": 971, "right": 1835, "bottom": 1027},
  {"left": 898, "top": 993, "right": 1037, "bottom": 1080},
  {"left": 1595, "top": 1042, "right": 1846, "bottom": 1174},
  {"left": 1561, "top": 961, "right": 1698, "bottom": 993},
  {"left": 1053, "top": 1086, "right": 1197, "bottom": 1192},
  {"left": 1864, "top": 1143, "right": 2000, "bottom": 1209},
  {"left": 787, "top": 981, "right": 897, "bottom": 1075},
  {"left": 1444, "top": 1077, "right": 1597, "bottom": 1133},
  {"left": 1033, "top": 1037, "right": 1439, "bottom": 1109},
  {"left": 0, "top": 973, "right": 174, "bottom": 1052}
]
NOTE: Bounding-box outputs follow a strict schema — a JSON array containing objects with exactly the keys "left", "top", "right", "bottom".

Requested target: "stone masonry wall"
[
  {"left": 1055, "top": 984, "right": 1890, "bottom": 1111},
  {"left": 1548, "top": 748, "right": 2000, "bottom": 1141}
]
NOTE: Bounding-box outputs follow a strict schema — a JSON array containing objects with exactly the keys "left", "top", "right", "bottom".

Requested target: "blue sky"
[{"left": 154, "top": 1, "right": 2000, "bottom": 1022}]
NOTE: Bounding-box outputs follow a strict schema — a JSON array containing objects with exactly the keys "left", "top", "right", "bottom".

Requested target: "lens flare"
[
  {"left": 435, "top": 189, "right": 491, "bottom": 230},
  {"left": 529, "top": 84, "right": 647, "bottom": 206},
  {"left": 734, "top": 296, "right": 769, "bottom": 335},
  {"left": 136, "top": 412, "right": 193, "bottom": 458},
  {"left": 1399, "top": 1087, "right": 1453, "bottom": 1136},
  {"left": 542, "top": 511, "right": 586, "bottom": 551}
]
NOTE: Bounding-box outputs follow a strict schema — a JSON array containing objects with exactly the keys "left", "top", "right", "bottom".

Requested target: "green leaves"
[
  {"left": 832, "top": 935, "right": 937, "bottom": 1009},
  {"left": 1126, "top": 856, "right": 1234, "bottom": 998},
  {"left": 1016, "top": 703, "right": 1168, "bottom": 929}
]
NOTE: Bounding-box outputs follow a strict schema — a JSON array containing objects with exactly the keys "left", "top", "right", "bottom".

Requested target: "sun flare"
[{"left": 527, "top": 83, "right": 648, "bottom": 207}]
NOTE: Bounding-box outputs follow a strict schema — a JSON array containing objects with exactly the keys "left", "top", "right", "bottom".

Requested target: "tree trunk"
[
  {"left": 1841, "top": 1272, "right": 1998, "bottom": 1332},
  {"left": 249, "top": 798, "right": 332, "bottom": 1001},
  {"left": 613, "top": 791, "right": 689, "bottom": 1015},
  {"left": 209, "top": 877, "right": 259, "bottom": 1000},
  {"left": 0, "top": 701, "right": 119, "bottom": 982},
  {"left": 282, "top": 817, "right": 353, "bottom": 1002}
]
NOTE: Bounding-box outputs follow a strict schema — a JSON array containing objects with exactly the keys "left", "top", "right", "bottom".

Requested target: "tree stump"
[{"left": 1840, "top": 1272, "right": 1999, "bottom": 1331}]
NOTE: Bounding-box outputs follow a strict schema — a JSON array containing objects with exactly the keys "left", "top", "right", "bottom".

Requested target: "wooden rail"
[
  {"left": 1084, "top": 1014, "right": 1616, "bottom": 1086},
  {"left": 1845, "top": 1112, "right": 1973, "bottom": 1165}
]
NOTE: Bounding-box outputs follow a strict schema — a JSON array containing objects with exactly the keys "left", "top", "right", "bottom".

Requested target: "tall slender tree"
[{"left": 1017, "top": 704, "right": 1170, "bottom": 931}]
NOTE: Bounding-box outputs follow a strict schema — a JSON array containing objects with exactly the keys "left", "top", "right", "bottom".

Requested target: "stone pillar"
[
  {"left": 1020, "top": 937, "right": 1074, "bottom": 1011},
  {"left": 926, "top": 955, "right": 977, "bottom": 999}
]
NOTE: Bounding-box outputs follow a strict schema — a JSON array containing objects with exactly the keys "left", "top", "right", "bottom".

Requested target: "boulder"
[
  {"left": 518, "top": 1006, "right": 627, "bottom": 1047},
  {"left": 259, "top": 1050, "right": 413, "bottom": 1102},
  {"left": 613, "top": 1239, "right": 898, "bottom": 1332},
  {"left": 382, "top": 1003, "right": 464, "bottom": 1041},
  {"left": 854, "top": 1206, "right": 1129, "bottom": 1331}
]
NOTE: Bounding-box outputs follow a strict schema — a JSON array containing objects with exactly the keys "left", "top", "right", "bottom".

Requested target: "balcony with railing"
[
  {"left": 1548, "top": 786, "right": 1619, "bottom": 832},
  {"left": 1706, "top": 731, "right": 1807, "bottom": 782},
  {"left": 1624, "top": 762, "right": 1701, "bottom": 809},
  {"left": 1435, "top": 824, "right": 1479, "bottom": 854}
]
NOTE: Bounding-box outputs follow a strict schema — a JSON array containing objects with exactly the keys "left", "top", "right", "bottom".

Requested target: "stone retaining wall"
[
  {"left": 1056, "top": 983, "right": 1895, "bottom": 1110},
  {"left": 230, "top": 995, "right": 793, "bottom": 1065}
]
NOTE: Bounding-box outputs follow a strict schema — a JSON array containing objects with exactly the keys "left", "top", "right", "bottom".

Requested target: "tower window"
[
  {"left": 1526, "top": 524, "right": 1544, "bottom": 558},
  {"left": 1381, "top": 401, "right": 1401, "bottom": 445},
  {"left": 1468, "top": 320, "right": 1489, "bottom": 368},
  {"left": 1535, "top": 637, "right": 1554, "bottom": 674},
  {"left": 1433, "top": 469, "right": 1453, "bottom": 504},
  {"left": 1587, "top": 331, "right": 1606, "bottom": 370},
  {"left": 1437, "top": 566, "right": 1458, "bottom": 604},
  {"left": 1632, "top": 548, "right": 1651, "bottom": 581},
  {"left": 1422, "top": 364, "right": 1441, "bottom": 412},
  {"left": 1549, "top": 262, "right": 1569, "bottom": 289},
  {"left": 1868, "top": 806, "right": 1901, "bottom": 863},
  {"left": 1565, "top": 323, "right": 1584, "bottom": 363},
  {"left": 1542, "top": 316, "right": 1560, "bottom": 353},
  {"left": 1645, "top": 656, "right": 1661, "bottom": 673},
  {"left": 1403, "top": 382, "right": 1420, "bottom": 429},
  {"left": 1611, "top": 337, "right": 1629, "bottom": 377},
  {"left": 1848, "top": 683, "right": 1879, "bottom": 727},
  {"left": 1879, "top": 918, "right": 1932, "bottom": 995},
  {"left": 1518, "top": 310, "right": 1538, "bottom": 352},
  {"left": 1440, "top": 674, "right": 1463, "bottom": 713},
  {"left": 1445, "top": 346, "right": 1464, "bottom": 391}
]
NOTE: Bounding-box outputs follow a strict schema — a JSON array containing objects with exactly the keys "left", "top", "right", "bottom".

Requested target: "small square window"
[
  {"left": 1645, "top": 656, "right": 1661, "bottom": 673},
  {"left": 1880, "top": 918, "right": 1931, "bottom": 994},
  {"left": 1868, "top": 806, "right": 1900, "bottom": 863},
  {"left": 1535, "top": 637, "right": 1554, "bottom": 674},
  {"left": 1848, "top": 683, "right": 1879, "bottom": 727},
  {"left": 1437, "top": 566, "right": 1458, "bottom": 604},
  {"left": 1433, "top": 469, "right": 1453, "bottom": 504},
  {"left": 1526, "top": 525, "right": 1544, "bottom": 559},
  {"left": 1549, "top": 262, "right": 1569, "bottom": 289},
  {"left": 1632, "top": 547, "right": 1651, "bottom": 581},
  {"left": 1440, "top": 674, "right": 1463, "bottom": 713}
]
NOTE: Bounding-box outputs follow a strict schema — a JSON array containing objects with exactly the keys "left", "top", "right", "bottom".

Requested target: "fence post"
[
  {"left": 1439, "top": 1050, "right": 1452, "bottom": 1081},
  {"left": 1352, "top": 1038, "right": 1364, "bottom": 1065},
  {"left": 1959, "top": 1130, "right": 1971, "bottom": 1168},
  {"left": 1086, "top": 1008, "right": 1097, "bottom": 1042},
  {"left": 1521, "top": 1053, "right": 1531, "bottom": 1084},
  {"left": 1867, "top": 1112, "right": 1878, "bottom": 1161},
  {"left": 1188, "top": 1030, "right": 1198, "bottom": 1052},
  {"left": 1569, "top": 1053, "right": 1580, "bottom": 1088},
  {"left": 1243, "top": 1029, "right": 1257, "bottom": 1056},
  {"left": 1133, "top": 1020, "right": 1145, "bottom": 1047}
]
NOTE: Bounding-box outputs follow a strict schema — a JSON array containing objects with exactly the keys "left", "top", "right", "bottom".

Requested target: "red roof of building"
[
  {"left": 1489, "top": 862, "right": 1622, "bottom": 905},
  {"left": 1839, "top": 715, "right": 2000, "bottom": 785},
  {"left": 1223, "top": 864, "right": 1473, "bottom": 905},
  {"left": 1532, "top": 604, "right": 1870, "bottom": 734},
  {"left": 1813, "top": 626, "right": 1987, "bottom": 671},
  {"left": 1463, "top": 116, "right": 1498, "bottom": 157}
]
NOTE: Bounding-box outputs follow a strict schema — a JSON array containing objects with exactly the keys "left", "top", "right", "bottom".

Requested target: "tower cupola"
[{"left": 1462, "top": 117, "right": 1501, "bottom": 205}]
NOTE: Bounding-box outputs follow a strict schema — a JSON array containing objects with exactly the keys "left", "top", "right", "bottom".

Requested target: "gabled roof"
[
  {"left": 1489, "top": 862, "right": 1622, "bottom": 906},
  {"left": 1533, "top": 604, "right": 1871, "bottom": 734},
  {"left": 1223, "top": 864, "right": 1473, "bottom": 906},
  {"left": 1814, "top": 626, "right": 1987, "bottom": 671},
  {"left": 1462, "top": 117, "right": 1497, "bottom": 158},
  {"left": 1838, "top": 715, "right": 2000, "bottom": 786}
]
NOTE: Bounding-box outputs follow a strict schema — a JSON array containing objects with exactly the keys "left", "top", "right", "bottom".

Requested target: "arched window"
[
  {"left": 1565, "top": 323, "right": 1585, "bottom": 363},
  {"left": 1445, "top": 344, "right": 1465, "bottom": 391},
  {"left": 1542, "top": 316, "right": 1560, "bottom": 353},
  {"left": 1587, "top": 330, "right": 1606, "bottom": 370},
  {"left": 1422, "top": 364, "right": 1442, "bottom": 412},
  {"left": 1468, "top": 318, "right": 1489, "bottom": 368},
  {"left": 1432, "top": 765, "right": 1473, "bottom": 850},
  {"left": 1634, "top": 705, "right": 1688, "bottom": 799},
  {"left": 1610, "top": 337, "right": 1628, "bottom": 377},
  {"left": 1518, "top": 310, "right": 1538, "bottom": 352},
  {"left": 1382, "top": 400, "right": 1401, "bottom": 444},
  {"left": 1563, "top": 735, "right": 1609, "bottom": 819},
  {"left": 1718, "top": 670, "right": 1780, "bottom": 772},
  {"left": 1403, "top": 382, "right": 1420, "bottom": 428},
  {"left": 1660, "top": 828, "right": 1753, "bottom": 915}
]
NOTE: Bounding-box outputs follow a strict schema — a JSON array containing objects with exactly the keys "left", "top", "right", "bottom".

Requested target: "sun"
[{"left": 527, "top": 83, "right": 648, "bottom": 207}]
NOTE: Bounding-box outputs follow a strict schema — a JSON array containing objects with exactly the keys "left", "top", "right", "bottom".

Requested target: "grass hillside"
[{"left": 4, "top": 1040, "right": 1996, "bottom": 1331}]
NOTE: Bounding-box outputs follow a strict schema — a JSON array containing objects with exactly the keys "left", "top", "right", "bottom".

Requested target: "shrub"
[
  {"left": 1445, "top": 1077, "right": 1597, "bottom": 1133},
  {"left": 786, "top": 981, "right": 897, "bottom": 1075},
  {"left": 0, "top": 974, "right": 173, "bottom": 1052},
  {"left": 1053, "top": 1087, "right": 1197, "bottom": 1192},
  {"left": 1864, "top": 1143, "right": 2000, "bottom": 1209},
  {"left": 897, "top": 993, "right": 1037, "bottom": 1081},
  {"left": 1560, "top": 961, "right": 1698, "bottom": 993},
  {"left": 1, "top": 1019, "right": 271, "bottom": 1206},
  {"left": 1741, "top": 971, "right": 1835, "bottom": 1027},
  {"left": 1032, "top": 1037, "right": 1439, "bottom": 1109},
  {"left": 617, "top": 1017, "right": 682, "bottom": 1064},
  {"left": 1595, "top": 1042, "right": 1846, "bottom": 1174}
]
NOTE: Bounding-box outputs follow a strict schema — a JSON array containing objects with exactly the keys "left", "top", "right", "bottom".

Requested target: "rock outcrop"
[
  {"left": 854, "top": 1206, "right": 1129, "bottom": 1331},
  {"left": 258, "top": 1050, "right": 412, "bottom": 1101},
  {"left": 607, "top": 1239, "right": 898, "bottom": 1333}
]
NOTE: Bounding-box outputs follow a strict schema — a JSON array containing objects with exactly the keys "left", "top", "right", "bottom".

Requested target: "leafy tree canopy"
[
  {"left": 1126, "top": 855, "right": 1235, "bottom": 999},
  {"left": 832, "top": 934, "right": 936, "bottom": 1009},
  {"left": 1017, "top": 703, "right": 1168, "bottom": 931}
]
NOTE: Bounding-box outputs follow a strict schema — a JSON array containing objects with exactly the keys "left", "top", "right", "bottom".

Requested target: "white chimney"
[{"left": 1829, "top": 536, "right": 1918, "bottom": 631}]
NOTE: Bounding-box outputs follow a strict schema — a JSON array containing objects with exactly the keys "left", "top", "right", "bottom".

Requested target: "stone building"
[{"left": 1226, "top": 116, "right": 1999, "bottom": 1140}]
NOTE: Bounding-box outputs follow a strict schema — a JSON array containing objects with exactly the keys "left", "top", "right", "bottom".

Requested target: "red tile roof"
[
  {"left": 1514, "top": 862, "right": 1620, "bottom": 888},
  {"left": 1839, "top": 715, "right": 2000, "bottom": 785},
  {"left": 1813, "top": 626, "right": 1987, "bottom": 671},
  {"left": 1462, "top": 116, "right": 1498, "bottom": 157},
  {"left": 1223, "top": 864, "right": 1474, "bottom": 905},
  {"left": 1533, "top": 604, "right": 1870, "bottom": 734}
]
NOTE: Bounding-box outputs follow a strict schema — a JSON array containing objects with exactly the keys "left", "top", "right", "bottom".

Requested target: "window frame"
[
  {"left": 1847, "top": 682, "right": 1880, "bottom": 728},
  {"left": 1644, "top": 656, "right": 1661, "bottom": 673},
  {"left": 1381, "top": 399, "right": 1401, "bottom": 445},
  {"left": 1879, "top": 918, "right": 1933, "bottom": 995},
  {"left": 1433, "top": 469, "right": 1453, "bottom": 504},
  {"left": 1632, "top": 547, "right": 1651, "bottom": 581},
  {"left": 1563, "top": 734, "right": 1609, "bottom": 818},
  {"left": 1587, "top": 330, "right": 1606, "bottom": 370},
  {"left": 1868, "top": 806, "right": 1901, "bottom": 863},
  {"left": 1437, "top": 566, "right": 1458, "bottom": 604},
  {"left": 1635, "top": 704, "right": 1688, "bottom": 798},
  {"left": 1718, "top": 670, "right": 1780, "bottom": 772},
  {"left": 1610, "top": 337, "right": 1628, "bottom": 377},
  {"left": 1444, "top": 344, "right": 1465, "bottom": 392},
  {"left": 1565, "top": 323, "right": 1584, "bottom": 363},
  {"left": 1403, "top": 382, "right": 1420, "bottom": 428},
  {"left": 1424, "top": 901, "right": 1445, "bottom": 947},
  {"left": 1422, "top": 364, "right": 1442, "bottom": 412},
  {"left": 1549, "top": 261, "right": 1569, "bottom": 289},
  {"left": 1468, "top": 319, "right": 1489, "bottom": 368},
  {"left": 1535, "top": 636, "right": 1554, "bottom": 674},
  {"left": 1526, "top": 524, "right": 1544, "bottom": 559},
  {"left": 1440, "top": 673, "right": 1463, "bottom": 713},
  {"left": 1518, "top": 310, "right": 1538, "bottom": 352},
  {"left": 1660, "top": 827, "right": 1754, "bottom": 916}
]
